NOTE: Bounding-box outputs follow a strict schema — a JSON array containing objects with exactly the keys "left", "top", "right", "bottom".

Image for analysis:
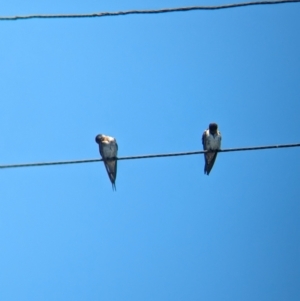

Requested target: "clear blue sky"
[{"left": 0, "top": 1, "right": 299, "bottom": 300}]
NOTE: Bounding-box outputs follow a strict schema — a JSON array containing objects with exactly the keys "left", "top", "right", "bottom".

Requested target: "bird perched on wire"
[
  {"left": 202, "top": 123, "right": 221, "bottom": 175},
  {"left": 95, "top": 134, "right": 118, "bottom": 190}
]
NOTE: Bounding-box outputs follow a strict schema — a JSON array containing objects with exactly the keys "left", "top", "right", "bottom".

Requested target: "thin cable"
[
  {"left": 0, "top": 0, "right": 299, "bottom": 21},
  {"left": 0, "top": 142, "right": 299, "bottom": 169}
]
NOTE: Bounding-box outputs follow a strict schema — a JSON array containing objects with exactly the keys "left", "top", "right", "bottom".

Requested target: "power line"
[
  {"left": 1, "top": 0, "right": 299, "bottom": 21},
  {"left": 0, "top": 142, "right": 299, "bottom": 169}
]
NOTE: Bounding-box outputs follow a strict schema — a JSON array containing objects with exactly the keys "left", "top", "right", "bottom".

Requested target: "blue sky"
[{"left": 0, "top": 1, "right": 299, "bottom": 300}]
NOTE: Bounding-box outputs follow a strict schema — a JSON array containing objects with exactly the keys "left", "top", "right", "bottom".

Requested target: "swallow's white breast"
[{"left": 205, "top": 132, "right": 221, "bottom": 150}]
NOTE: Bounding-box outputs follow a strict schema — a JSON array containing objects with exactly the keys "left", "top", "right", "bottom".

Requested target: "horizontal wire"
[
  {"left": 0, "top": 0, "right": 299, "bottom": 21},
  {"left": 0, "top": 142, "right": 299, "bottom": 169}
]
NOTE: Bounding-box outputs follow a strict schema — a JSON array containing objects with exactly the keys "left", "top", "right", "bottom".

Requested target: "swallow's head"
[
  {"left": 95, "top": 134, "right": 105, "bottom": 144},
  {"left": 209, "top": 123, "right": 218, "bottom": 134}
]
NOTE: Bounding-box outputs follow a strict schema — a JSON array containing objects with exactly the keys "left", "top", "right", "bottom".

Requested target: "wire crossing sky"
[
  {"left": 1, "top": 142, "right": 299, "bottom": 169},
  {"left": 0, "top": 0, "right": 299, "bottom": 21}
]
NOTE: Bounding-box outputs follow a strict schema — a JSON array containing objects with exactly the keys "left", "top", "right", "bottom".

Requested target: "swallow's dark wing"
[
  {"left": 205, "top": 152, "right": 218, "bottom": 175},
  {"left": 104, "top": 160, "right": 117, "bottom": 189},
  {"left": 99, "top": 144, "right": 117, "bottom": 190},
  {"left": 99, "top": 143, "right": 105, "bottom": 160},
  {"left": 202, "top": 131, "right": 207, "bottom": 150},
  {"left": 107, "top": 142, "right": 118, "bottom": 190},
  {"left": 202, "top": 131, "right": 209, "bottom": 174},
  {"left": 106, "top": 149, "right": 117, "bottom": 191}
]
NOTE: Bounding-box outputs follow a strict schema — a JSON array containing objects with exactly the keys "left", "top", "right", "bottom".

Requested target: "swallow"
[
  {"left": 95, "top": 134, "right": 118, "bottom": 190},
  {"left": 202, "top": 123, "right": 221, "bottom": 175}
]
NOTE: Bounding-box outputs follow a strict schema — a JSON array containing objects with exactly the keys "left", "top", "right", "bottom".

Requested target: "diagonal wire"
[
  {"left": 0, "top": 0, "right": 299, "bottom": 21},
  {"left": 0, "top": 142, "right": 299, "bottom": 169}
]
